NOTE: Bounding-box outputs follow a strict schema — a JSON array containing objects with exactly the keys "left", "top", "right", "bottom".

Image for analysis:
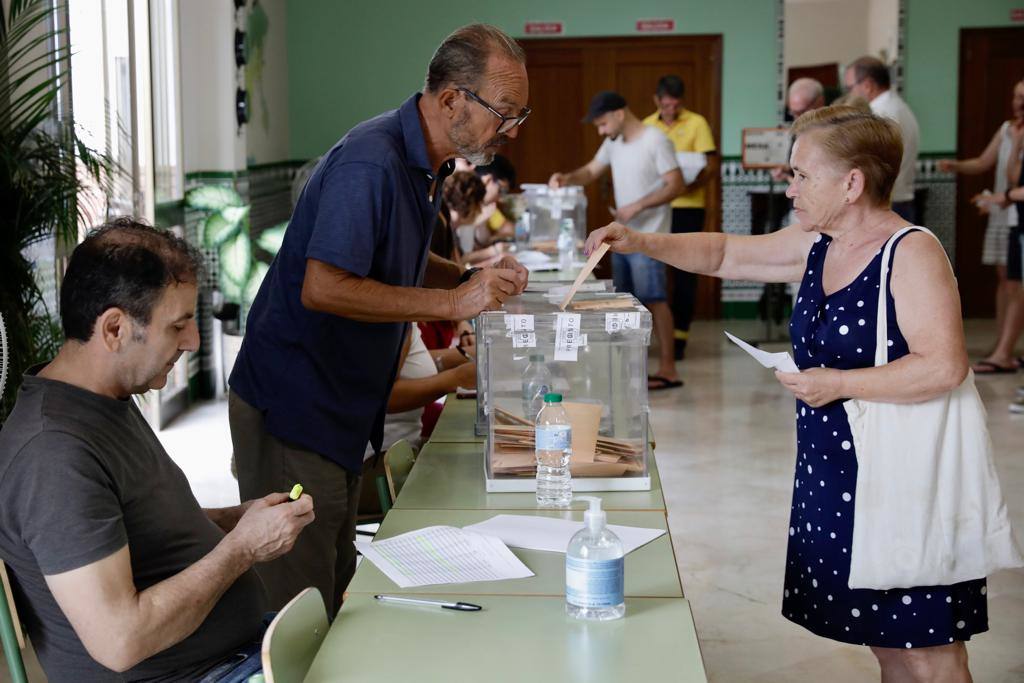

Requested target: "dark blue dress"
[{"left": 782, "top": 229, "right": 988, "bottom": 649}]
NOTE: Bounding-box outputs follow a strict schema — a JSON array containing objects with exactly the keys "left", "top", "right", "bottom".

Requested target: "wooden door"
[
  {"left": 956, "top": 27, "right": 1024, "bottom": 316},
  {"left": 507, "top": 35, "right": 723, "bottom": 318}
]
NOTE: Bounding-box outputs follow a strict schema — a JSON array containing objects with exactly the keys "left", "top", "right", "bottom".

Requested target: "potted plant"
[
  {"left": 1, "top": 0, "right": 113, "bottom": 423},
  {"left": 184, "top": 185, "right": 285, "bottom": 381}
]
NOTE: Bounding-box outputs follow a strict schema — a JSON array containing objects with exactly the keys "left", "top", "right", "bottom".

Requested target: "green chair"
[
  {"left": 0, "top": 561, "right": 28, "bottom": 683},
  {"left": 261, "top": 587, "right": 328, "bottom": 683},
  {"left": 383, "top": 439, "right": 417, "bottom": 508}
]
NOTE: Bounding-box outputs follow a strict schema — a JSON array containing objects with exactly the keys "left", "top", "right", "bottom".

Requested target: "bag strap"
[{"left": 873, "top": 225, "right": 943, "bottom": 367}]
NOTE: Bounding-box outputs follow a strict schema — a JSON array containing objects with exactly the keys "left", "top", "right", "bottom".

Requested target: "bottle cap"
[{"left": 544, "top": 393, "right": 562, "bottom": 403}]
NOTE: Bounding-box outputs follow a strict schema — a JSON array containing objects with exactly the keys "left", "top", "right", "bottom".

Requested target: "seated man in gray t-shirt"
[{"left": 0, "top": 218, "right": 315, "bottom": 682}]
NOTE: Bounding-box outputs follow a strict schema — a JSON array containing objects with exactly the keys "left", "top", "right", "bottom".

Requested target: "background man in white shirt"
[
  {"left": 844, "top": 56, "right": 920, "bottom": 222},
  {"left": 550, "top": 91, "right": 685, "bottom": 389}
]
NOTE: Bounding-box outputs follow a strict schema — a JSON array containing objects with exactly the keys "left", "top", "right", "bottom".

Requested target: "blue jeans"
[
  {"left": 195, "top": 613, "right": 274, "bottom": 683},
  {"left": 612, "top": 252, "right": 667, "bottom": 304}
]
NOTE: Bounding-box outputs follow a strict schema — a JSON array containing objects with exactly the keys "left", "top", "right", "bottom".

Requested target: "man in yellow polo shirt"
[{"left": 643, "top": 75, "right": 717, "bottom": 360}]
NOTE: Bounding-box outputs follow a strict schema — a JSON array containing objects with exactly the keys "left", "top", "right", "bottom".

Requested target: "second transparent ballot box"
[
  {"left": 518, "top": 184, "right": 588, "bottom": 251},
  {"left": 477, "top": 294, "right": 653, "bottom": 492},
  {"left": 474, "top": 281, "right": 616, "bottom": 436}
]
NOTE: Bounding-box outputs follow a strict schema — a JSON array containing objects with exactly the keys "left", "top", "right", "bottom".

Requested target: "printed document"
[{"left": 355, "top": 526, "right": 534, "bottom": 588}]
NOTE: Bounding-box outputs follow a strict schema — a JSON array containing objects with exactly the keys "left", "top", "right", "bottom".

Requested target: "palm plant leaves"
[{"left": 1, "top": 0, "right": 113, "bottom": 422}]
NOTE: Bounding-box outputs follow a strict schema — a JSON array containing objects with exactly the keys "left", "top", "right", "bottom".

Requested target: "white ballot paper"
[
  {"left": 462, "top": 515, "right": 665, "bottom": 555},
  {"left": 724, "top": 331, "right": 800, "bottom": 373},
  {"left": 354, "top": 526, "right": 534, "bottom": 588},
  {"left": 676, "top": 151, "right": 707, "bottom": 184}
]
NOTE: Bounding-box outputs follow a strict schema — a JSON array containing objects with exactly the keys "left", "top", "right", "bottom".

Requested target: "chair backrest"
[
  {"left": 383, "top": 439, "right": 416, "bottom": 504},
  {"left": 260, "top": 587, "right": 328, "bottom": 683},
  {"left": 0, "top": 561, "right": 28, "bottom": 683}
]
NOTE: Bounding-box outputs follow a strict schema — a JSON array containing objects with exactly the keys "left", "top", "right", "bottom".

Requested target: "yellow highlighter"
[{"left": 288, "top": 484, "right": 303, "bottom": 501}]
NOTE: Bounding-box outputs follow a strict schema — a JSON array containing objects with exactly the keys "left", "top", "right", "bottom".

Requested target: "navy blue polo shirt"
[{"left": 230, "top": 93, "right": 443, "bottom": 473}]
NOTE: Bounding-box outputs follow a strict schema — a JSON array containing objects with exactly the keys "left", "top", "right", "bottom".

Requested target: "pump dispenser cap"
[{"left": 574, "top": 495, "right": 606, "bottom": 531}]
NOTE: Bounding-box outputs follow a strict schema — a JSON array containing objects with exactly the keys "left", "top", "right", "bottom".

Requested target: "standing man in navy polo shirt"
[{"left": 228, "top": 24, "right": 530, "bottom": 614}]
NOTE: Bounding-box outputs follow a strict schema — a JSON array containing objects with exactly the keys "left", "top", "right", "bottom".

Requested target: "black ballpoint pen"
[{"left": 374, "top": 594, "right": 482, "bottom": 611}]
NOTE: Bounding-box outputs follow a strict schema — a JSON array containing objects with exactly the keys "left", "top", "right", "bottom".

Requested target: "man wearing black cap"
[{"left": 550, "top": 91, "right": 684, "bottom": 390}]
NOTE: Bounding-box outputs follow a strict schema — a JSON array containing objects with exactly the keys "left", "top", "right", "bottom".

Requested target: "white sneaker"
[{"left": 1010, "top": 396, "right": 1024, "bottom": 414}]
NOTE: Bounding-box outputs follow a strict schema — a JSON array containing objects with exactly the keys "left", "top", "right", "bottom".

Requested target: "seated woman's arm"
[{"left": 386, "top": 362, "right": 476, "bottom": 414}]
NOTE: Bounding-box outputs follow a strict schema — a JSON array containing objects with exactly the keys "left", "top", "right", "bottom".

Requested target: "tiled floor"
[
  {"left": 3, "top": 319, "right": 1022, "bottom": 682},
  {"left": 653, "top": 320, "right": 1024, "bottom": 682}
]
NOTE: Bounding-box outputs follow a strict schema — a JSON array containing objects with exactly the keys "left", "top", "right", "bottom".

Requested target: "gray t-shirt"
[
  {"left": 0, "top": 369, "right": 266, "bottom": 682},
  {"left": 594, "top": 126, "right": 679, "bottom": 233}
]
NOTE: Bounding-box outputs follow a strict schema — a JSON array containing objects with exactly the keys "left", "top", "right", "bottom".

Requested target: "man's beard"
[{"left": 450, "top": 111, "right": 508, "bottom": 165}]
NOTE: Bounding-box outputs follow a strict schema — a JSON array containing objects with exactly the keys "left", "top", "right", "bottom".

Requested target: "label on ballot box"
[
  {"left": 554, "top": 313, "right": 582, "bottom": 361},
  {"left": 605, "top": 312, "right": 641, "bottom": 334},
  {"left": 566, "top": 556, "right": 625, "bottom": 608},
  {"left": 504, "top": 314, "right": 534, "bottom": 332},
  {"left": 512, "top": 331, "right": 537, "bottom": 348}
]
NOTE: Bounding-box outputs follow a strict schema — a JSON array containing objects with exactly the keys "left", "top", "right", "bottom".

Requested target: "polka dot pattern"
[{"left": 782, "top": 231, "right": 988, "bottom": 649}]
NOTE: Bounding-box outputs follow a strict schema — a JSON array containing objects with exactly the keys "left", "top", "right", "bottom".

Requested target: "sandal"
[
  {"left": 972, "top": 360, "right": 1018, "bottom": 375},
  {"left": 648, "top": 375, "right": 684, "bottom": 391}
]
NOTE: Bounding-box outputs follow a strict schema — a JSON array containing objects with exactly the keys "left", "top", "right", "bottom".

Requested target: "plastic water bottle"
[
  {"left": 535, "top": 393, "right": 572, "bottom": 507},
  {"left": 566, "top": 496, "right": 625, "bottom": 620},
  {"left": 521, "top": 354, "right": 552, "bottom": 423},
  {"left": 557, "top": 217, "right": 575, "bottom": 271},
  {"left": 515, "top": 208, "right": 532, "bottom": 245}
]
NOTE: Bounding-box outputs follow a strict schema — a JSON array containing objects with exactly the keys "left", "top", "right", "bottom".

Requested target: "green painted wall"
[
  {"left": 905, "top": 0, "right": 1021, "bottom": 153},
  {"left": 286, "top": 1, "right": 778, "bottom": 160}
]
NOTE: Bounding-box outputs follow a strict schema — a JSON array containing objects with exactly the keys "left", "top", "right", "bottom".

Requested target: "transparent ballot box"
[
  {"left": 475, "top": 282, "right": 616, "bottom": 436},
  {"left": 518, "top": 184, "right": 588, "bottom": 252},
  {"left": 477, "top": 294, "right": 652, "bottom": 492}
]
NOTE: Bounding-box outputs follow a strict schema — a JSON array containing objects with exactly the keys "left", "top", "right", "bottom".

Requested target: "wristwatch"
[{"left": 459, "top": 267, "right": 482, "bottom": 285}]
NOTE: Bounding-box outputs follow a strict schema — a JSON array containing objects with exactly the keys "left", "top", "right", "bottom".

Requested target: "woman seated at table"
[
  {"left": 585, "top": 105, "right": 986, "bottom": 682},
  {"left": 359, "top": 324, "right": 476, "bottom": 514}
]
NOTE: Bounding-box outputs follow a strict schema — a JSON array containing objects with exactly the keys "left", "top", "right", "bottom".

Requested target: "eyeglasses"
[{"left": 457, "top": 87, "right": 531, "bottom": 135}]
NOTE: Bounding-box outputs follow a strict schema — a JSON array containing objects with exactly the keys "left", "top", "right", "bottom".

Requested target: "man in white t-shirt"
[
  {"left": 550, "top": 91, "right": 685, "bottom": 389},
  {"left": 844, "top": 56, "right": 920, "bottom": 222}
]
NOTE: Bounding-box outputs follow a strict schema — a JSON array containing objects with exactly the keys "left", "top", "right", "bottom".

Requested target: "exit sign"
[
  {"left": 1011, "top": 8, "right": 1024, "bottom": 20},
  {"left": 525, "top": 21, "right": 563, "bottom": 35},
  {"left": 636, "top": 18, "right": 675, "bottom": 32}
]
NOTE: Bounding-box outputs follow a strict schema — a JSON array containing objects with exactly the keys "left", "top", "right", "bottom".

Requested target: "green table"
[
  {"left": 346, "top": 508, "right": 682, "bottom": 598},
  {"left": 304, "top": 594, "right": 707, "bottom": 683},
  {"left": 394, "top": 442, "right": 667, "bottom": 512},
  {"left": 428, "top": 394, "right": 484, "bottom": 444}
]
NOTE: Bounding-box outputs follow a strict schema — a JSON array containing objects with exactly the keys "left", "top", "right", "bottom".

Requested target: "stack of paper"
[
  {"left": 491, "top": 406, "right": 644, "bottom": 477},
  {"left": 355, "top": 526, "right": 534, "bottom": 588}
]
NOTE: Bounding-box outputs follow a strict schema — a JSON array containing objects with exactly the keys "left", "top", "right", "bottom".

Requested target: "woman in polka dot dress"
[{"left": 585, "top": 106, "right": 986, "bottom": 680}]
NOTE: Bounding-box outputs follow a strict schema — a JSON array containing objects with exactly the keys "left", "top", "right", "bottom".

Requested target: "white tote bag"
[{"left": 844, "top": 226, "right": 1024, "bottom": 590}]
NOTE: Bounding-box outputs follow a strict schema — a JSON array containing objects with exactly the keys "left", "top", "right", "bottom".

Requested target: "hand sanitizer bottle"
[{"left": 566, "top": 496, "right": 625, "bottom": 620}]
